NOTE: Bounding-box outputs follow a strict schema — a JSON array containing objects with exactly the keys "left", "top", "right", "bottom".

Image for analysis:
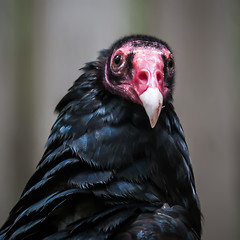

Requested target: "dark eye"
[
  {"left": 113, "top": 54, "right": 123, "bottom": 67},
  {"left": 167, "top": 58, "right": 174, "bottom": 69}
]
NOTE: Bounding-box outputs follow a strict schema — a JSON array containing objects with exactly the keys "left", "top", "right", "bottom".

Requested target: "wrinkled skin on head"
[{"left": 104, "top": 38, "right": 175, "bottom": 128}]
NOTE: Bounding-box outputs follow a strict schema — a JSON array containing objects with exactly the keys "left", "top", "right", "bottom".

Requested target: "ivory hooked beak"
[{"left": 139, "top": 87, "right": 163, "bottom": 128}]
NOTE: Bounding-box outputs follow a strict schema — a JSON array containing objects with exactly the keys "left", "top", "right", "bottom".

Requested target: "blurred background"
[{"left": 0, "top": 0, "right": 239, "bottom": 239}]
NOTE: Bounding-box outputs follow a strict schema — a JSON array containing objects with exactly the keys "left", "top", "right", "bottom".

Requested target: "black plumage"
[{"left": 0, "top": 35, "right": 201, "bottom": 240}]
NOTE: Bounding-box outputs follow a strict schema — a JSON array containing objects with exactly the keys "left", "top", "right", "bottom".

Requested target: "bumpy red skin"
[{"left": 104, "top": 42, "right": 173, "bottom": 106}]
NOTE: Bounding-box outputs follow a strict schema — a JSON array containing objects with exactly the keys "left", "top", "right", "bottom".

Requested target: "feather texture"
[{"left": 0, "top": 35, "right": 201, "bottom": 239}]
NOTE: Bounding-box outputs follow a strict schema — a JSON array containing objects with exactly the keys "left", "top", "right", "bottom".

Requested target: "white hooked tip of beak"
[{"left": 139, "top": 87, "right": 163, "bottom": 128}]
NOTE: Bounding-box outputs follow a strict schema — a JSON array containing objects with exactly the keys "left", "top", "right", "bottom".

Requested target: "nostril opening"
[
  {"left": 138, "top": 71, "right": 148, "bottom": 82},
  {"left": 156, "top": 71, "right": 162, "bottom": 82}
]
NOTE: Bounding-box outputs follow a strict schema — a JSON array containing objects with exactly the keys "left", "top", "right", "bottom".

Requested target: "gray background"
[{"left": 0, "top": 1, "right": 239, "bottom": 239}]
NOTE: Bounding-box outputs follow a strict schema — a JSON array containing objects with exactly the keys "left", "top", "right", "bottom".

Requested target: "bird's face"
[{"left": 104, "top": 39, "right": 175, "bottom": 128}]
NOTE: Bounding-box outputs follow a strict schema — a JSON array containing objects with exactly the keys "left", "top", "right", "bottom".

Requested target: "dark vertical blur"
[
  {"left": 12, "top": 0, "right": 36, "bottom": 199},
  {"left": 0, "top": 1, "right": 239, "bottom": 239}
]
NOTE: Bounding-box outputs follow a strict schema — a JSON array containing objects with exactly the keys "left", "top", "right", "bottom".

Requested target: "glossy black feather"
[
  {"left": 0, "top": 35, "right": 201, "bottom": 240},
  {"left": 113, "top": 205, "right": 199, "bottom": 240}
]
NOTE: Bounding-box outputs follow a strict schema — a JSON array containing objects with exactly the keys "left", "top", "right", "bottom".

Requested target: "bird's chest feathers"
[{"left": 63, "top": 101, "right": 191, "bottom": 206}]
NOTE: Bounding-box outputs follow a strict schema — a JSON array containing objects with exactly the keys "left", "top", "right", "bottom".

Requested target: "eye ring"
[
  {"left": 167, "top": 58, "right": 174, "bottom": 69},
  {"left": 113, "top": 54, "right": 123, "bottom": 67}
]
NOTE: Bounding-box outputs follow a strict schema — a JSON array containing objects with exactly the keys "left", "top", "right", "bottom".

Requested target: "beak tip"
[
  {"left": 139, "top": 87, "right": 163, "bottom": 129},
  {"left": 149, "top": 108, "right": 161, "bottom": 128},
  {"left": 150, "top": 120, "right": 156, "bottom": 128}
]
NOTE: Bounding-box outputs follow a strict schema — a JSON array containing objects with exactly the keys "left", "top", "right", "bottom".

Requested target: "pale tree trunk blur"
[
  {"left": 0, "top": 1, "right": 239, "bottom": 240},
  {"left": 147, "top": 1, "right": 239, "bottom": 240}
]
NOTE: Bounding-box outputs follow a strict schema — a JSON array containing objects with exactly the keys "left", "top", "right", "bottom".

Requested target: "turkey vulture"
[{"left": 0, "top": 35, "right": 201, "bottom": 239}]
